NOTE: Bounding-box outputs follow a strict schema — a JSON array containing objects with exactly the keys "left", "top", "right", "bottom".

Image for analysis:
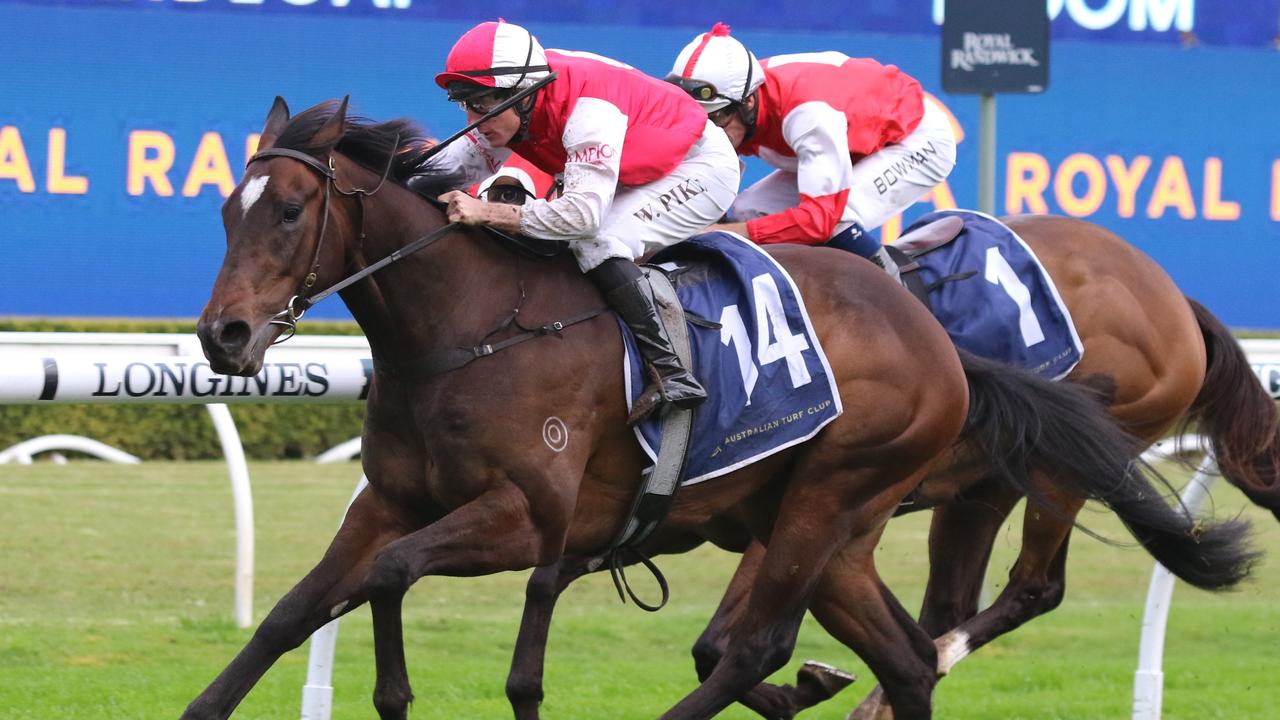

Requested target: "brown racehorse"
[
  {"left": 840, "top": 216, "right": 1280, "bottom": 719},
  {"left": 183, "top": 99, "right": 1255, "bottom": 720},
  {"left": 501, "top": 223, "right": 1280, "bottom": 719},
  {"left": 680, "top": 219, "right": 1280, "bottom": 719}
]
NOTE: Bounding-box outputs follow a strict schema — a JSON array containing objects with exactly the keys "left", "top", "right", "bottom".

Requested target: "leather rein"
[
  {"left": 244, "top": 139, "right": 603, "bottom": 379},
  {"left": 244, "top": 140, "right": 445, "bottom": 344}
]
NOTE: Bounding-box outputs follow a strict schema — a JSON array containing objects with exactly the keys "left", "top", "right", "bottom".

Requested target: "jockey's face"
[
  {"left": 709, "top": 94, "right": 756, "bottom": 150},
  {"left": 465, "top": 105, "right": 520, "bottom": 147},
  {"left": 715, "top": 109, "right": 749, "bottom": 150}
]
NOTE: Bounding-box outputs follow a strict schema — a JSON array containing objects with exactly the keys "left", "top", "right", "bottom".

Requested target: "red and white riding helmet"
[
  {"left": 434, "top": 20, "right": 551, "bottom": 98},
  {"left": 668, "top": 23, "right": 765, "bottom": 112}
]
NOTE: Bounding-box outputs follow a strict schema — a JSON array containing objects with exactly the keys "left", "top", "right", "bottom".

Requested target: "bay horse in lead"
[{"left": 184, "top": 98, "right": 1255, "bottom": 720}]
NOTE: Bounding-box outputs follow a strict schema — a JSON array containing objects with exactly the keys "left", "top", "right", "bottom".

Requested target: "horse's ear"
[
  {"left": 310, "top": 96, "right": 349, "bottom": 152},
  {"left": 258, "top": 96, "right": 290, "bottom": 149}
]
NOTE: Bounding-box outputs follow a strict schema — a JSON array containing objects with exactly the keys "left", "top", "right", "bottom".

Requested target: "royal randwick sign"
[{"left": 942, "top": 0, "right": 1050, "bottom": 94}]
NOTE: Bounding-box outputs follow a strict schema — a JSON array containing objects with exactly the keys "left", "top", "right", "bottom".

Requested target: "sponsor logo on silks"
[
  {"left": 873, "top": 141, "right": 943, "bottom": 194},
  {"left": 631, "top": 178, "right": 707, "bottom": 223},
  {"left": 88, "top": 361, "right": 332, "bottom": 399},
  {"left": 565, "top": 143, "right": 616, "bottom": 165},
  {"left": 949, "top": 32, "right": 1041, "bottom": 72}
]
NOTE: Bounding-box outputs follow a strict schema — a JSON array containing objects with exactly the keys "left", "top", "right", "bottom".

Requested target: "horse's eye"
[{"left": 282, "top": 206, "right": 302, "bottom": 224}]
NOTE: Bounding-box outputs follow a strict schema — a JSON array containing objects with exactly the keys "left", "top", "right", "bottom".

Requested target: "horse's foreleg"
[
  {"left": 181, "top": 489, "right": 409, "bottom": 720},
  {"left": 916, "top": 482, "right": 1021, "bottom": 636},
  {"left": 691, "top": 540, "right": 854, "bottom": 720},
  {"left": 927, "top": 497, "right": 1079, "bottom": 679},
  {"left": 368, "top": 579, "right": 412, "bottom": 720},
  {"left": 361, "top": 486, "right": 564, "bottom": 714},
  {"left": 505, "top": 558, "right": 594, "bottom": 720},
  {"left": 689, "top": 540, "right": 758, "bottom": 681}
]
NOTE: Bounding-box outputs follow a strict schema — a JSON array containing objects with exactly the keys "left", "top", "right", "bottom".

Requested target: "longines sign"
[{"left": 0, "top": 355, "right": 374, "bottom": 404}]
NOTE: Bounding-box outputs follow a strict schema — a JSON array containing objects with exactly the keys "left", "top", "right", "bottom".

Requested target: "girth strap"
[{"left": 373, "top": 307, "right": 606, "bottom": 380}]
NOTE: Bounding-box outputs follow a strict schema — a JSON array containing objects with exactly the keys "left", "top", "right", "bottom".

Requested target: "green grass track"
[{"left": 1, "top": 461, "right": 1276, "bottom": 719}]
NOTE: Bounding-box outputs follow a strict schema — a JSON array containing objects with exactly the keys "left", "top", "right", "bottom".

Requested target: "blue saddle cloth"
[
  {"left": 903, "top": 210, "right": 1083, "bottom": 379},
  {"left": 620, "top": 231, "right": 842, "bottom": 486}
]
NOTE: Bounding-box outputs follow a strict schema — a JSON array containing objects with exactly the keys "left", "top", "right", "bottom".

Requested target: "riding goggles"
[
  {"left": 456, "top": 93, "right": 511, "bottom": 115},
  {"left": 665, "top": 73, "right": 732, "bottom": 105}
]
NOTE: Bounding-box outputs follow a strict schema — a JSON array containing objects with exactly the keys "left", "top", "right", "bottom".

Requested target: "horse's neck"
[{"left": 340, "top": 182, "right": 586, "bottom": 368}]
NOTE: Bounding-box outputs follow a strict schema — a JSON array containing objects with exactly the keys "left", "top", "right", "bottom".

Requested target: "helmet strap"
[
  {"left": 738, "top": 91, "right": 760, "bottom": 145},
  {"left": 503, "top": 26, "right": 540, "bottom": 143},
  {"left": 512, "top": 91, "right": 539, "bottom": 144}
]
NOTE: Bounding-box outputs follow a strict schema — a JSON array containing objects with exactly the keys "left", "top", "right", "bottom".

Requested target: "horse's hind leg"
[
  {"left": 691, "top": 540, "right": 855, "bottom": 720},
  {"left": 659, "top": 469, "right": 932, "bottom": 720},
  {"left": 807, "top": 537, "right": 939, "bottom": 720},
  {"left": 181, "top": 488, "right": 411, "bottom": 720},
  {"left": 505, "top": 558, "right": 595, "bottom": 720},
  {"left": 849, "top": 480, "right": 1020, "bottom": 720}
]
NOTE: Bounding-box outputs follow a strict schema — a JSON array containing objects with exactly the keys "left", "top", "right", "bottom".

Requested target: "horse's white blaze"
[
  {"left": 935, "top": 630, "right": 971, "bottom": 675},
  {"left": 240, "top": 175, "right": 269, "bottom": 218}
]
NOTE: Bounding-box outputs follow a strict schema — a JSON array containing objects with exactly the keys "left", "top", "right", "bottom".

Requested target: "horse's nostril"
[{"left": 219, "top": 320, "right": 252, "bottom": 350}]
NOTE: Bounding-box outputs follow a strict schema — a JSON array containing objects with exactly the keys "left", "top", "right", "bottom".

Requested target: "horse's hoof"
[
  {"left": 796, "top": 660, "right": 856, "bottom": 701},
  {"left": 846, "top": 685, "right": 893, "bottom": 720}
]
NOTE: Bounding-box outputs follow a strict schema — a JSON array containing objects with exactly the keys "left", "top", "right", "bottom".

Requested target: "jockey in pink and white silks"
[
  {"left": 668, "top": 23, "right": 957, "bottom": 281},
  {"left": 413, "top": 20, "right": 740, "bottom": 421}
]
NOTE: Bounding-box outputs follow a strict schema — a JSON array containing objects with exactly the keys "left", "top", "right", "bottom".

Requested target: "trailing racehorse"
[
  {"left": 502, "top": 220, "right": 1279, "bottom": 719},
  {"left": 839, "top": 215, "right": 1280, "bottom": 719},
  {"left": 676, "top": 217, "right": 1280, "bottom": 719},
  {"left": 183, "top": 99, "right": 1255, "bottom": 720}
]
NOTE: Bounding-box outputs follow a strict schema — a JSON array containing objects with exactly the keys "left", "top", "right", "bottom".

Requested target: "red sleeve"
[{"left": 745, "top": 188, "right": 850, "bottom": 245}]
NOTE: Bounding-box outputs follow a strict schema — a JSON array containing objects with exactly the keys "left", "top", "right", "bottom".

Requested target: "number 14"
[{"left": 719, "top": 274, "right": 813, "bottom": 406}]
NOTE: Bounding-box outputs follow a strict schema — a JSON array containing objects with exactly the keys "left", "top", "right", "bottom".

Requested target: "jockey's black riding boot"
[{"left": 587, "top": 257, "right": 706, "bottom": 424}]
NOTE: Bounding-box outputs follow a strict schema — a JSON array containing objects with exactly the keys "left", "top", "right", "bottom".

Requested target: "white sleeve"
[
  {"left": 413, "top": 130, "right": 512, "bottom": 192},
  {"left": 519, "top": 96, "right": 626, "bottom": 240},
  {"left": 780, "top": 102, "right": 855, "bottom": 198}
]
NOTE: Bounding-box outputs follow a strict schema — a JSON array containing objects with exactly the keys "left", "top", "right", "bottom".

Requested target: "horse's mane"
[{"left": 272, "top": 100, "right": 435, "bottom": 182}]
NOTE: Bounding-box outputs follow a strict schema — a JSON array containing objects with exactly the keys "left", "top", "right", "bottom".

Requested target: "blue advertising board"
[
  {"left": 942, "top": 0, "right": 1050, "bottom": 93},
  {"left": 1, "top": 1, "right": 1278, "bottom": 326}
]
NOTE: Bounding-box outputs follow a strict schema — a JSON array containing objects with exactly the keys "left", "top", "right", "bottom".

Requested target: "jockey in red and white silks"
[
  {"left": 412, "top": 20, "right": 740, "bottom": 421},
  {"left": 668, "top": 23, "right": 957, "bottom": 280}
]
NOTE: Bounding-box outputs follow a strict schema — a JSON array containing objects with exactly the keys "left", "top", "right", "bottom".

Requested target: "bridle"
[
  {"left": 247, "top": 75, "right": 558, "bottom": 344},
  {"left": 244, "top": 136, "right": 455, "bottom": 344},
  {"left": 240, "top": 139, "right": 602, "bottom": 379}
]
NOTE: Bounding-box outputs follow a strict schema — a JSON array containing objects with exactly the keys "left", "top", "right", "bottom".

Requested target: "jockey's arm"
[
  {"left": 744, "top": 102, "right": 856, "bottom": 245},
  {"left": 517, "top": 97, "right": 626, "bottom": 240},
  {"left": 441, "top": 99, "right": 626, "bottom": 237},
  {"left": 412, "top": 130, "right": 512, "bottom": 195}
]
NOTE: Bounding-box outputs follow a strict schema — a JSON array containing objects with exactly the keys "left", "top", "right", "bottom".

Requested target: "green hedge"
[{"left": 0, "top": 318, "right": 366, "bottom": 460}]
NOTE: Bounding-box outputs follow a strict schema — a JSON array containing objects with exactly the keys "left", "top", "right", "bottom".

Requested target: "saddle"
[{"left": 884, "top": 215, "right": 971, "bottom": 311}]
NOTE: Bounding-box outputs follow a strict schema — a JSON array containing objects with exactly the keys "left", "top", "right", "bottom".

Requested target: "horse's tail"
[
  {"left": 1180, "top": 297, "right": 1280, "bottom": 521},
  {"left": 959, "top": 351, "right": 1258, "bottom": 591}
]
